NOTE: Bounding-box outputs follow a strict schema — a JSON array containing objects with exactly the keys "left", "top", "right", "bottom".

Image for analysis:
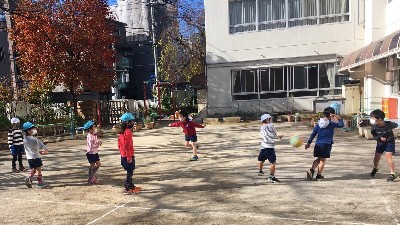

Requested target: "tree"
[
  {"left": 11, "top": 0, "right": 116, "bottom": 111},
  {"left": 157, "top": 0, "right": 205, "bottom": 83}
]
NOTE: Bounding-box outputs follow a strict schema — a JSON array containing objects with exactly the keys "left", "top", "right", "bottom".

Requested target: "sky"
[{"left": 107, "top": 0, "right": 204, "bottom": 8}]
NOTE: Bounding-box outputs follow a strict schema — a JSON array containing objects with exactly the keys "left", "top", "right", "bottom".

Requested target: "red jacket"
[
  {"left": 170, "top": 120, "right": 204, "bottom": 136},
  {"left": 118, "top": 129, "right": 134, "bottom": 161}
]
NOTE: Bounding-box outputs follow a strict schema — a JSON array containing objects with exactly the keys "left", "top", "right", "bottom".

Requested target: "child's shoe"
[
  {"left": 132, "top": 186, "right": 142, "bottom": 194},
  {"left": 88, "top": 177, "right": 98, "bottom": 185},
  {"left": 316, "top": 174, "right": 324, "bottom": 180},
  {"left": 36, "top": 183, "right": 47, "bottom": 189},
  {"left": 189, "top": 155, "right": 199, "bottom": 161},
  {"left": 25, "top": 177, "right": 32, "bottom": 188},
  {"left": 19, "top": 167, "right": 27, "bottom": 172},
  {"left": 387, "top": 173, "right": 399, "bottom": 182},
  {"left": 267, "top": 176, "right": 280, "bottom": 183},
  {"left": 307, "top": 169, "right": 315, "bottom": 180},
  {"left": 371, "top": 168, "right": 378, "bottom": 177},
  {"left": 258, "top": 170, "right": 265, "bottom": 176},
  {"left": 12, "top": 168, "right": 20, "bottom": 173}
]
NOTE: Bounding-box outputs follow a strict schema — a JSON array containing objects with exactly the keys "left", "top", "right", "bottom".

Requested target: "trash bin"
[{"left": 330, "top": 103, "right": 341, "bottom": 114}]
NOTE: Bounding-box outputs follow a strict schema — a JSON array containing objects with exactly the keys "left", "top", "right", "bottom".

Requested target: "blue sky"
[{"left": 107, "top": 0, "right": 204, "bottom": 8}]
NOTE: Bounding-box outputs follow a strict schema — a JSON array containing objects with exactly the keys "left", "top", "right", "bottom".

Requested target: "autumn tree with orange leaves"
[{"left": 11, "top": 0, "right": 116, "bottom": 111}]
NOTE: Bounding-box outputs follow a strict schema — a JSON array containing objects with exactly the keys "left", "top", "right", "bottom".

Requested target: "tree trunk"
[{"left": 69, "top": 89, "right": 78, "bottom": 115}]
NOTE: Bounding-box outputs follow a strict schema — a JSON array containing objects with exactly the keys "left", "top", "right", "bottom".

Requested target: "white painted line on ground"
[
  {"left": 86, "top": 200, "right": 133, "bottom": 225},
  {"left": 370, "top": 180, "right": 400, "bottom": 225},
  {"left": 2, "top": 197, "right": 376, "bottom": 225}
]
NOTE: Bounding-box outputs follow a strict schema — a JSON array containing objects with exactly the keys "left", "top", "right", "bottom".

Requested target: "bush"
[{"left": 0, "top": 115, "right": 11, "bottom": 132}]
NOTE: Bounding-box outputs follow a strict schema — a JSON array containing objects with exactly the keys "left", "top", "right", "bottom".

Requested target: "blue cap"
[
  {"left": 121, "top": 112, "right": 135, "bottom": 122},
  {"left": 83, "top": 121, "right": 95, "bottom": 130},
  {"left": 22, "top": 122, "right": 36, "bottom": 131}
]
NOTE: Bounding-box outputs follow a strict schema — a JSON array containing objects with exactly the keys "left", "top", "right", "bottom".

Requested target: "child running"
[
  {"left": 22, "top": 122, "right": 49, "bottom": 188},
  {"left": 369, "top": 109, "right": 399, "bottom": 182},
  {"left": 119, "top": 112, "right": 141, "bottom": 195},
  {"left": 258, "top": 114, "right": 283, "bottom": 183},
  {"left": 84, "top": 121, "right": 102, "bottom": 184},
  {"left": 8, "top": 117, "right": 26, "bottom": 173},
  {"left": 305, "top": 107, "right": 344, "bottom": 180},
  {"left": 168, "top": 110, "right": 205, "bottom": 161}
]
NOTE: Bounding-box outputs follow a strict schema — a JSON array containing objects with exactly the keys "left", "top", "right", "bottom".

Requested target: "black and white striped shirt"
[{"left": 8, "top": 128, "right": 24, "bottom": 149}]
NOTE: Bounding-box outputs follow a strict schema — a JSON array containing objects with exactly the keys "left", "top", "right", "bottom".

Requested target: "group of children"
[
  {"left": 257, "top": 107, "right": 399, "bottom": 183},
  {"left": 7, "top": 107, "right": 398, "bottom": 192}
]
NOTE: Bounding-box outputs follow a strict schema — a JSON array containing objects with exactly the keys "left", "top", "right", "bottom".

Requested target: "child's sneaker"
[
  {"left": 132, "top": 186, "right": 142, "bottom": 194},
  {"left": 189, "top": 155, "right": 199, "bottom": 161},
  {"left": 25, "top": 177, "right": 32, "bottom": 188},
  {"left": 316, "top": 174, "right": 324, "bottom": 180},
  {"left": 307, "top": 169, "right": 315, "bottom": 180},
  {"left": 88, "top": 177, "right": 98, "bottom": 185},
  {"left": 387, "top": 173, "right": 399, "bottom": 182},
  {"left": 371, "top": 168, "right": 378, "bottom": 177},
  {"left": 19, "top": 167, "right": 27, "bottom": 172},
  {"left": 12, "top": 168, "right": 20, "bottom": 173},
  {"left": 267, "top": 176, "right": 280, "bottom": 183},
  {"left": 258, "top": 170, "right": 265, "bottom": 176},
  {"left": 36, "top": 183, "right": 47, "bottom": 189}
]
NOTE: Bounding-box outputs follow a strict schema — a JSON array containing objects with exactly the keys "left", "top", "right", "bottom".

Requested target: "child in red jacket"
[
  {"left": 119, "top": 112, "right": 141, "bottom": 195},
  {"left": 169, "top": 111, "right": 205, "bottom": 161}
]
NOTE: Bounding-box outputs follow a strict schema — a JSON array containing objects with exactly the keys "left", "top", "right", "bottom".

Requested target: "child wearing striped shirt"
[
  {"left": 84, "top": 121, "right": 102, "bottom": 184},
  {"left": 8, "top": 118, "right": 26, "bottom": 173},
  {"left": 258, "top": 114, "right": 283, "bottom": 183}
]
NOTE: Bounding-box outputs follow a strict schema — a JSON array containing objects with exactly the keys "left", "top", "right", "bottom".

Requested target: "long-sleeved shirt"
[
  {"left": 8, "top": 128, "right": 24, "bottom": 150},
  {"left": 24, "top": 135, "right": 47, "bottom": 160},
  {"left": 169, "top": 120, "right": 204, "bottom": 136},
  {"left": 118, "top": 129, "right": 134, "bottom": 161},
  {"left": 87, "top": 133, "right": 100, "bottom": 154},
  {"left": 371, "top": 121, "right": 398, "bottom": 144},
  {"left": 260, "top": 123, "right": 278, "bottom": 149},
  {"left": 307, "top": 119, "right": 344, "bottom": 145}
]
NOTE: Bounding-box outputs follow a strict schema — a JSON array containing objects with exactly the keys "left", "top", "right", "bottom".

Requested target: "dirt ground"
[{"left": 1, "top": 121, "right": 400, "bottom": 225}]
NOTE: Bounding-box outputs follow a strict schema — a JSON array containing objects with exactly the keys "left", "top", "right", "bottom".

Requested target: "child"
[
  {"left": 168, "top": 110, "right": 205, "bottom": 161},
  {"left": 258, "top": 114, "right": 283, "bottom": 183},
  {"left": 8, "top": 117, "right": 26, "bottom": 173},
  {"left": 305, "top": 107, "right": 344, "bottom": 180},
  {"left": 119, "top": 112, "right": 141, "bottom": 195},
  {"left": 22, "top": 122, "right": 49, "bottom": 188},
  {"left": 84, "top": 121, "right": 102, "bottom": 184},
  {"left": 369, "top": 109, "right": 399, "bottom": 182}
]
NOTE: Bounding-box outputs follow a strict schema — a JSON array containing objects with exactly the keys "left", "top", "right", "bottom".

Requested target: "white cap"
[
  {"left": 10, "top": 118, "right": 20, "bottom": 124},
  {"left": 261, "top": 114, "right": 272, "bottom": 122}
]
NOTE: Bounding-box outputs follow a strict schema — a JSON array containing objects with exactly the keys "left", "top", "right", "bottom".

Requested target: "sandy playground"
[{"left": 0, "top": 121, "right": 400, "bottom": 225}]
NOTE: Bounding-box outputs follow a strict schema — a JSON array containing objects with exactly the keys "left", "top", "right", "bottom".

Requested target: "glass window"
[
  {"left": 232, "top": 70, "right": 241, "bottom": 93},
  {"left": 258, "top": 0, "right": 286, "bottom": 30},
  {"left": 294, "top": 66, "right": 307, "bottom": 89},
  {"left": 308, "top": 64, "right": 318, "bottom": 89},
  {"left": 260, "top": 69, "right": 270, "bottom": 91},
  {"left": 319, "top": 0, "right": 350, "bottom": 24},
  {"left": 273, "top": 68, "right": 284, "bottom": 90},
  {"left": 288, "top": 0, "right": 318, "bottom": 27},
  {"left": 335, "top": 74, "right": 350, "bottom": 87},
  {"left": 229, "top": 0, "right": 257, "bottom": 33},
  {"left": 244, "top": 70, "right": 255, "bottom": 92}
]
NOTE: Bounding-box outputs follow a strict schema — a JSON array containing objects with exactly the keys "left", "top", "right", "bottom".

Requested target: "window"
[
  {"left": 319, "top": 0, "right": 350, "bottom": 24},
  {"left": 231, "top": 62, "right": 343, "bottom": 99},
  {"left": 229, "top": 0, "right": 257, "bottom": 33},
  {"left": 229, "top": 0, "right": 350, "bottom": 33},
  {"left": 288, "top": 0, "right": 318, "bottom": 27},
  {"left": 258, "top": 0, "right": 286, "bottom": 30}
]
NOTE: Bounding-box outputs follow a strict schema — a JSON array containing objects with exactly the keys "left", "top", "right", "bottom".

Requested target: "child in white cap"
[
  {"left": 8, "top": 117, "right": 26, "bottom": 172},
  {"left": 258, "top": 114, "right": 283, "bottom": 183}
]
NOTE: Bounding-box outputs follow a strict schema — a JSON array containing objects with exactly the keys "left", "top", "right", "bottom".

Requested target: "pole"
[
  {"left": 150, "top": 0, "right": 158, "bottom": 82},
  {"left": 70, "top": 107, "right": 75, "bottom": 138},
  {"left": 4, "top": 0, "right": 18, "bottom": 98},
  {"left": 157, "top": 81, "right": 161, "bottom": 121},
  {"left": 172, "top": 82, "right": 175, "bottom": 120},
  {"left": 143, "top": 81, "right": 148, "bottom": 118}
]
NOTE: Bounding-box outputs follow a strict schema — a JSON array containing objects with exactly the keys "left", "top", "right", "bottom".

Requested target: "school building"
[{"left": 204, "top": 0, "right": 400, "bottom": 116}]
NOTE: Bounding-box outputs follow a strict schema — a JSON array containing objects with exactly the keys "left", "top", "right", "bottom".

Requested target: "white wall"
[
  {"left": 364, "top": 0, "right": 386, "bottom": 44},
  {"left": 205, "top": 0, "right": 365, "bottom": 64},
  {"left": 386, "top": 0, "right": 400, "bottom": 35}
]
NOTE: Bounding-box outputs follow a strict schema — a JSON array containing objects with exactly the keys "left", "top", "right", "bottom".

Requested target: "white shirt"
[{"left": 260, "top": 123, "right": 278, "bottom": 149}]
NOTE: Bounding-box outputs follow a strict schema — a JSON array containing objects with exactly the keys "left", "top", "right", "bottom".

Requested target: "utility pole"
[
  {"left": 148, "top": 0, "right": 158, "bottom": 82},
  {"left": 3, "top": 0, "right": 18, "bottom": 99}
]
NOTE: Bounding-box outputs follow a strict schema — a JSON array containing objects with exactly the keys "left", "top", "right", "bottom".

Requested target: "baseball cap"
[
  {"left": 260, "top": 114, "right": 272, "bottom": 122},
  {"left": 10, "top": 117, "right": 20, "bottom": 124}
]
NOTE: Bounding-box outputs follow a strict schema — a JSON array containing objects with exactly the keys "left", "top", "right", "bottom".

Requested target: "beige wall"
[{"left": 386, "top": 0, "right": 400, "bottom": 35}]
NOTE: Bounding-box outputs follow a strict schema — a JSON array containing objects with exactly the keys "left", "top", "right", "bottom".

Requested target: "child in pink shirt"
[{"left": 84, "top": 121, "right": 102, "bottom": 184}]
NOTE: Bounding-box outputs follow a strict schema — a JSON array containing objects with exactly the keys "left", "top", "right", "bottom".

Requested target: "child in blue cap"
[
  {"left": 22, "top": 122, "right": 49, "bottom": 188},
  {"left": 84, "top": 121, "right": 102, "bottom": 184}
]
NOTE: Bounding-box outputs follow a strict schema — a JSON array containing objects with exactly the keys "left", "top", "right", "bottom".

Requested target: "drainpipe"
[{"left": 384, "top": 56, "right": 395, "bottom": 98}]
